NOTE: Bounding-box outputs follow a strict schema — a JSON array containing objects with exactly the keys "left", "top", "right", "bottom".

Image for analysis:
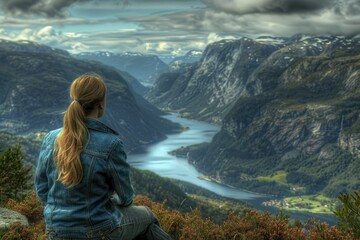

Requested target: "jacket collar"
[{"left": 85, "top": 118, "right": 118, "bottom": 135}]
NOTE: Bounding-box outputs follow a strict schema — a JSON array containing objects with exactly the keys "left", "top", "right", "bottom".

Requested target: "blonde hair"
[{"left": 54, "top": 74, "right": 106, "bottom": 187}]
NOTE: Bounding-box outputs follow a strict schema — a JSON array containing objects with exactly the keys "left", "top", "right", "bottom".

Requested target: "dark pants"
[
  {"left": 109, "top": 206, "right": 172, "bottom": 240},
  {"left": 47, "top": 206, "right": 171, "bottom": 240}
]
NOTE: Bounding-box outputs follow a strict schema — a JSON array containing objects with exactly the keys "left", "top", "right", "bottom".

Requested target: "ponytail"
[{"left": 54, "top": 74, "right": 106, "bottom": 187}]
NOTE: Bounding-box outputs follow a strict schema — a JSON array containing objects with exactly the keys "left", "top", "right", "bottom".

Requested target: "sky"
[{"left": 0, "top": 0, "right": 359, "bottom": 56}]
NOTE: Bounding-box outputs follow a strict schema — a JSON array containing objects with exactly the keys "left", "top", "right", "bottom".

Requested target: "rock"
[{"left": 0, "top": 208, "right": 28, "bottom": 229}]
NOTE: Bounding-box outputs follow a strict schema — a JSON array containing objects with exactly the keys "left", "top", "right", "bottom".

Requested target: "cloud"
[
  {"left": 0, "top": 26, "right": 210, "bottom": 55},
  {"left": 37, "top": 25, "right": 56, "bottom": 37},
  {"left": 0, "top": 15, "right": 123, "bottom": 29},
  {"left": 206, "top": 33, "right": 236, "bottom": 43},
  {"left": 80, "top": 29, "right": 209, "bottom": 55},
  {"left": 1, "top": 0, "right": 81, "bottom": 17},
  {"left": 0, "top": 0, "right": 199, "bottom": 17},
  {"left": 0, "top": 0, "right": 134, "bottom": 17},
  {"left": 200, "top": 0, "right": 354, "bottom": 15},
  {"left": 0, "top": 0, "right": 359, "bottom": 56},
  {"left": 123, "top": 2, "right": 360, "bottom": 36},
  {"left": 341, "top": 0, "right": 360, "bottom": 16},
  {"left": 0, "top": 25, "right": 89, "bottom": 51}
]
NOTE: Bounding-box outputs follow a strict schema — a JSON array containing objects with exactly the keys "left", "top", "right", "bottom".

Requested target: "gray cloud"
[
  {"left": 124, "top": 7, "right": 360, "bottom": 36},
  {"left": 0, "top": 0, "right": 86, "bottom": 17},
  {"left": 345, "top": 0, "right": 360, "bottom": 15},
  {"left": 0, "top": 0, "right": 198, "bottom": 17},
  {"left": 1, "top": 0, "right": 359, "bottom": 56},
  {"left": 0, "top": 15, "right": 122, "bottom": 29},
  {"left": 201, "top": 0, "right": 360, "bottom": 16},
  {"left": 0, "top": 25, "right": 213, "bottom": 55},
  {"left": 0, "top": 0, "right": 135, "bottom": 17}
]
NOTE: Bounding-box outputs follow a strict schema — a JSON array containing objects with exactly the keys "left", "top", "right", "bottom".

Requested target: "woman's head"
[
  {"left": 55, "top": 73, "right": 106, "bottom": 187},
  {"left": 70, "top": 74, "right": 106, "bottom": 118}
]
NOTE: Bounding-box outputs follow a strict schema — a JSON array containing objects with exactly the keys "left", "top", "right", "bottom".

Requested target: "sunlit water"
[{"left": 128, "top": 113, "right": 336, "bottom": 224}]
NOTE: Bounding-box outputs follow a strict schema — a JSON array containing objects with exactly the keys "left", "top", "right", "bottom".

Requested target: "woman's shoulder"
[
  {"left": 42, "top": 128, "right": 62, "bottom": 145},
  {"left": 87, "top": 129, "right": 122, "bottom": 145}
]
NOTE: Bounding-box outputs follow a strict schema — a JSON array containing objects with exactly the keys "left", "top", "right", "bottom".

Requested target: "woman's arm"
[
  {"left": 108, "top": 139, "right": 134, "bottom": 207},
  {"left": 34, "top": 133, "right": 51, "bottom": 205}
]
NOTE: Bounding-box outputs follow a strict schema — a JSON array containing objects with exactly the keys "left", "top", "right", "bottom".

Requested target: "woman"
[{"left": 35, "top": 74, "right": 171, "bottom": 240}]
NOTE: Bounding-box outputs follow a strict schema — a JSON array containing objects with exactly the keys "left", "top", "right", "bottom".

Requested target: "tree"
[
  {"left": 0, "top": 145, "right": 32, "bottom": 205},
  {"left": 334, "top": 190, "right": 360, "bottom": 238}
]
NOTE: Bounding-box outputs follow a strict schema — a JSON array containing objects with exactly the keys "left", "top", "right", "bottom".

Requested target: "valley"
[
  {"left": 0, "top": 35, "right": 358, "bottom": 226},
  {"left": 146, "top": 35, "right": 360, "bottom": 203}
]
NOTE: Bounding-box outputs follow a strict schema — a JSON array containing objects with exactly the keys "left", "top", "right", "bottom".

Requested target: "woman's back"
[
  {"left": 35, "top": 74, "right": 171, "bottom": 239},
  {"left": 37, "top": 119, "right": 133, "bottom": 238}
]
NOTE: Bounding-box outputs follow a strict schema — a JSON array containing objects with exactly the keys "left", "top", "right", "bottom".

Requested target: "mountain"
[
  {"left": 70, "top": 56, "right": 149, "bottom": 96},
  {"left": 120, "top": 71, "right": 149, "bottom": 96},
  {"left": 147, "top": 35, "right": 360, "bottom": 124},
  {"left": 148, "top": 35, "right": 360, "bottom": 197},
  {"left": 0, "top": 40, "right": 180, "bottom": 151},
  {"left": 169, "top": 50, "right": 203, "bottom": 65},
  {"left": 73, "top": 51, "right": 168, "bottom": 86},
  {"left": 146, "top": 38, "right": 281, "bottom": 123},
  {"left": 0, "top": 39, "right": 70, "bottom": 57}
]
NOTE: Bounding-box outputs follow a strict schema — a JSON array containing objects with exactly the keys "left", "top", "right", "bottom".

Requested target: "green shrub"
[
  {"left": 0, "top": 145, "right": 32, "bottom": 205},
  {"left": 334, "top": 190, "right": 360, "bottom": 238}
]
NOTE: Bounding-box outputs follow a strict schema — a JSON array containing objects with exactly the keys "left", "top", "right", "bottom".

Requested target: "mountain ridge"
[
  {"left": 0, "top": 40, "right": 180, "bottom": 151},
  {"left": 73, "top": 51, "right": 168, "bottom": 86},
  {"left": 147, "top": 35, "right": 360, "bottom": 197}
]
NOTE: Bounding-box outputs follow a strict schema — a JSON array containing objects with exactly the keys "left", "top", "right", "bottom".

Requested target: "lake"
[{"left": 128, "top": 112, "right": 337, "bottom": 225}]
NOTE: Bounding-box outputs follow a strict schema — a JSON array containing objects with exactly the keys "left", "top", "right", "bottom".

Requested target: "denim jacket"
[{"left": 35, "top": 118, "right": 134, "bottom": 239}]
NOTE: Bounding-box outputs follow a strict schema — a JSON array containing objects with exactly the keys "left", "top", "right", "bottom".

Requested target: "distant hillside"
[
  {"left": 169, "top": 50, "right": 203, "bottom": 65},
  {"left": 74, "top": 51, "right": 168, "bottom": 86},
  {"left": 148, "top": 35, "right": 360, "bottom": 197},
  {"left": 0, "top": 39, "right": 70, "bottom": 57},
  {"left": 131, "top": 168, "right": 249, "bottom": 223},
  {"left": 0, "top": 40, "right": 180, "bottom": 151}
]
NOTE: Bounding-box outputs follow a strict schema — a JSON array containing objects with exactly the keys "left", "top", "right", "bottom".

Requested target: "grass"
[
  {"left": 256, "top": 171, "right": 306, "bottom": 193},
  {"left": 188, "top": 194, "right": 247, "bottom": 214},
  {"left": 0, "top": 226, "right": 9, "bottom": 238},
  {"left": 282, "top": 194, "right": 339, "bottom": 214},
  {"left": 256, "top": 170, "right": 288, "bottom": 185},
  {"left": 263, "top": 194, "right": 339, "bottom": 214}
]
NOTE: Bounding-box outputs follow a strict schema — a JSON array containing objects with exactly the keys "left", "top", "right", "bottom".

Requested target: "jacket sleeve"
[
  {"left": 108, "top": 139, "right": 134, "bottom": 207},
  {"left": 34, "top": 133, "right": 51, "bottom": 205}
]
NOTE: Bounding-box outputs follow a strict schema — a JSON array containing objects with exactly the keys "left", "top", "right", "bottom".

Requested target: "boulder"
[{"left": 0, "top": 208, "right": 28, "bottom": 230}]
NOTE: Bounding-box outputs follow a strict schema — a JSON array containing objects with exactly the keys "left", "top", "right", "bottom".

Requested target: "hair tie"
[{"left": 74, "top": 98, "right": 80, "bottom": 103}]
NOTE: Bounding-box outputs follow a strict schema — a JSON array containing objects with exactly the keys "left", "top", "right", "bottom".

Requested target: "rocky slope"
[
  {"left": 74, "top": 51, "right": 168, "bottom": 86},
  {"left": 149, "top": 35, "right": 360, "bottom": 197},
  {"left": 0, "top": 40, "right": 180, "bottom": 151},
  {"left": 147, "top": 35, "right": 360, "bottom": 124},
  {"left": 147, "top": 38, "right": 281, "bottom": 122}
]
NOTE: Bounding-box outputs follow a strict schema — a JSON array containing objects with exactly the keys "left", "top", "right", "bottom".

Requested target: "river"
[{"left": 128, "top": 113, "right": 337, "bottom": 225}]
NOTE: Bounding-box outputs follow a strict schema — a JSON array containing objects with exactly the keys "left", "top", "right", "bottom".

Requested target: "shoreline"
[
  {"left": 196, "top": 175, "right": 274, "bottom": 197},
  {"left": 131, "top": 111, "right": 337, "bottom": 225}
]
